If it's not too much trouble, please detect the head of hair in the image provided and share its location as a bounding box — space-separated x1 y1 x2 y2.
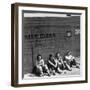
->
55 52 60 58
37 54 42 60
49 54 53 60
66 50 71 55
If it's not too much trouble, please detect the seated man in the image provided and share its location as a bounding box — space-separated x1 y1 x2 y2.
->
64 51 79 70
55 52 65 70
35 54 50 77
47 54 62 75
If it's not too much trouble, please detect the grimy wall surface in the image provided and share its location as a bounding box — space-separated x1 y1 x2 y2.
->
23 16 80 74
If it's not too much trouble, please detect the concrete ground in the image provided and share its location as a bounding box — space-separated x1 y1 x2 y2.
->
24 67 80 79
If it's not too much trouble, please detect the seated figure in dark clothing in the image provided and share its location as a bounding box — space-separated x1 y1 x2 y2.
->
55 52 65 70
47 54 62 75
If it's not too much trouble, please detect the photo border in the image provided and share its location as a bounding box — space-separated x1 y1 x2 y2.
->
11 3 88 87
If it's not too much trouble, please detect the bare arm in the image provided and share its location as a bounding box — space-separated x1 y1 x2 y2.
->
39 59 45 66
48 60 57 68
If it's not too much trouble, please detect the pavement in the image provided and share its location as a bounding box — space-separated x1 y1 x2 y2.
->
24 67 80 79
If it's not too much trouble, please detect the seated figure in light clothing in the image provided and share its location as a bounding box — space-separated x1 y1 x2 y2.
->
35 54 50 77
63 51 80 70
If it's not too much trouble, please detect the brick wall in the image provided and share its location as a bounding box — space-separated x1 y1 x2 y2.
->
22 16 80 74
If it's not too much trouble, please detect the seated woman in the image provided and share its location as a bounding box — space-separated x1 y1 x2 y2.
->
34 54 50 77
55 52 65 70
63 51 79 70
47 54 62 75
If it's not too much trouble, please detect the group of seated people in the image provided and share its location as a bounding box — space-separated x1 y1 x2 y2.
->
33 51 80 77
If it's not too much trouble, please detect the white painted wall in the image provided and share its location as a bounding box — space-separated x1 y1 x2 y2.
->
0 0 89 90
